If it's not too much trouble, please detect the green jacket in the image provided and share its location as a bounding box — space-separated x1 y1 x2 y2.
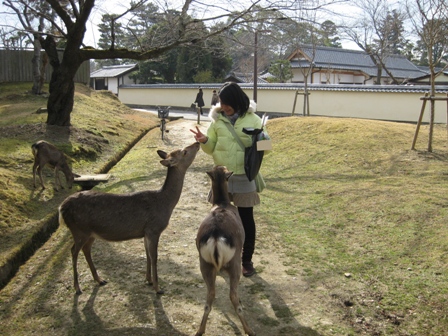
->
201 101 264 175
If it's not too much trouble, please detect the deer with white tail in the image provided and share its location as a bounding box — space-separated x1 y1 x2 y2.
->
59 142 200 295
195 165 255 336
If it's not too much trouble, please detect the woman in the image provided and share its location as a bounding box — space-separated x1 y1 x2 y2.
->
211 90 219 106
190 82 266 277
194 87 205 115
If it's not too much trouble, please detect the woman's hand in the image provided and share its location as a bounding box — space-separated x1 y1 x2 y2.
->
190 126 208 143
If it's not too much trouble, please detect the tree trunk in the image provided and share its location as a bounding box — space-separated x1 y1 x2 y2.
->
428 99 434 152
428 66 436 152
38 0 93 127
39 52 48 91
303 77 309 116
40 35 82 126
46 68 75 126
376 64 382 85
31 38 43 95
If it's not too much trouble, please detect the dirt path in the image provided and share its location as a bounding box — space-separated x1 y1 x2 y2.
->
0 118 341 336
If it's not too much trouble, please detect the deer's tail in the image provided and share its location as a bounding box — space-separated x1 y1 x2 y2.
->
199 236 236 271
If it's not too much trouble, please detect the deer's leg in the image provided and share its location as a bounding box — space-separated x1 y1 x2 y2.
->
145 235 163 294
36 165 46 190
71 237 87 295
32 162 38 188
196 261 217 336
53 166 61 191
82 237 107 287
228 270 255 336
144 236 152 284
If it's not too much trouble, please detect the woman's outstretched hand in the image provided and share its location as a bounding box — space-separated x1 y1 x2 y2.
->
190 126 208 143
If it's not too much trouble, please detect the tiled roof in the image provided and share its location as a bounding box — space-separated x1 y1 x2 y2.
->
120 83 448 94
289 45 427 79
224 72 268 83
90 64 138 78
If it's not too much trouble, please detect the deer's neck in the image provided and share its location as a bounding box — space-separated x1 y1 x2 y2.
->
211 183 230 207
159 167 186 204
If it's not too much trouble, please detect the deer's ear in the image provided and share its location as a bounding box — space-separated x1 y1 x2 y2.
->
206 171 213 180
157 150 167 159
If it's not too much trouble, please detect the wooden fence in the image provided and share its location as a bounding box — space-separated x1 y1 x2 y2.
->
0 49 90 84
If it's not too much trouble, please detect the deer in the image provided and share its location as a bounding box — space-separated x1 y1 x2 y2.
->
58 141 200 295
32 140 80 191
195 165 255 336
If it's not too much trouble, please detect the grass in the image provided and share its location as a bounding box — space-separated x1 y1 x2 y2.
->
1 82 448 335
258 117 448 334
0 82 158 286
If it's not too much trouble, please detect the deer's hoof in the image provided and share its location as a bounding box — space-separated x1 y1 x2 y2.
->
156 289 165 295
99 280 108 286
75 289 82 295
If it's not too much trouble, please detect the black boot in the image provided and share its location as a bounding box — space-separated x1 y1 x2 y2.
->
242 239 256 277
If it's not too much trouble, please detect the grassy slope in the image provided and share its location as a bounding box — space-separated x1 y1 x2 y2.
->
0 82 158 283
259 117 448 335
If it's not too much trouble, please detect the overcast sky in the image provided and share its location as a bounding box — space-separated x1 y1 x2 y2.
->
0 1 362 49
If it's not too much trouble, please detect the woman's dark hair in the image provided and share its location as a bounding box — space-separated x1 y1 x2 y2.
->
218 82 250 116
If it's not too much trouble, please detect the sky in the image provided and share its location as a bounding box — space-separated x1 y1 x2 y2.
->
0 1 367 50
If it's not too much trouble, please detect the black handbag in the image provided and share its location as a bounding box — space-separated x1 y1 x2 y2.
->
242 127 264 181
225 123 264 182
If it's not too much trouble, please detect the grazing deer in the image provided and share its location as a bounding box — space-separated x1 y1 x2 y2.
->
59 142 200 295
196 165 255 336
32 140 80 191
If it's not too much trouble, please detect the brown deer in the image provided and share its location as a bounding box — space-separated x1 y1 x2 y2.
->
32 140 80 191
59 142 200 295
196 165 255 336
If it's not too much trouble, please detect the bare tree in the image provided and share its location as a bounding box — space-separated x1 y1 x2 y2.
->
406 0 448 152
2 0 56 94
342 0 407 84
1 0 289 126
1 0 350 126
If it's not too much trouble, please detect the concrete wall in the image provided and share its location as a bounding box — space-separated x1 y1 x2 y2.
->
118 84 448 124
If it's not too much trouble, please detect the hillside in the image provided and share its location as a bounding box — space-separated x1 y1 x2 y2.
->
0 82 158 287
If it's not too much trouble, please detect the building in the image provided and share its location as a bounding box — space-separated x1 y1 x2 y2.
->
287 45 426 85
224 72 268 84
90 64 138 94
408 71 448 85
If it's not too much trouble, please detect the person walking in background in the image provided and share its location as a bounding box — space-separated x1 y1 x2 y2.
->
195 87 205 115
211 89 219 106
190 82 267 277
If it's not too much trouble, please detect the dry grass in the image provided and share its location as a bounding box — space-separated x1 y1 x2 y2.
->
259 117 448 335
0 82 158 284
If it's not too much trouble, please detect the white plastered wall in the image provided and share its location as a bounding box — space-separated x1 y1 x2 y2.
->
118 86 447 124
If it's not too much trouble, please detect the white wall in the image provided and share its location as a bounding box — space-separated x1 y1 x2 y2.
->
118 84 448 124
108 78 119 95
